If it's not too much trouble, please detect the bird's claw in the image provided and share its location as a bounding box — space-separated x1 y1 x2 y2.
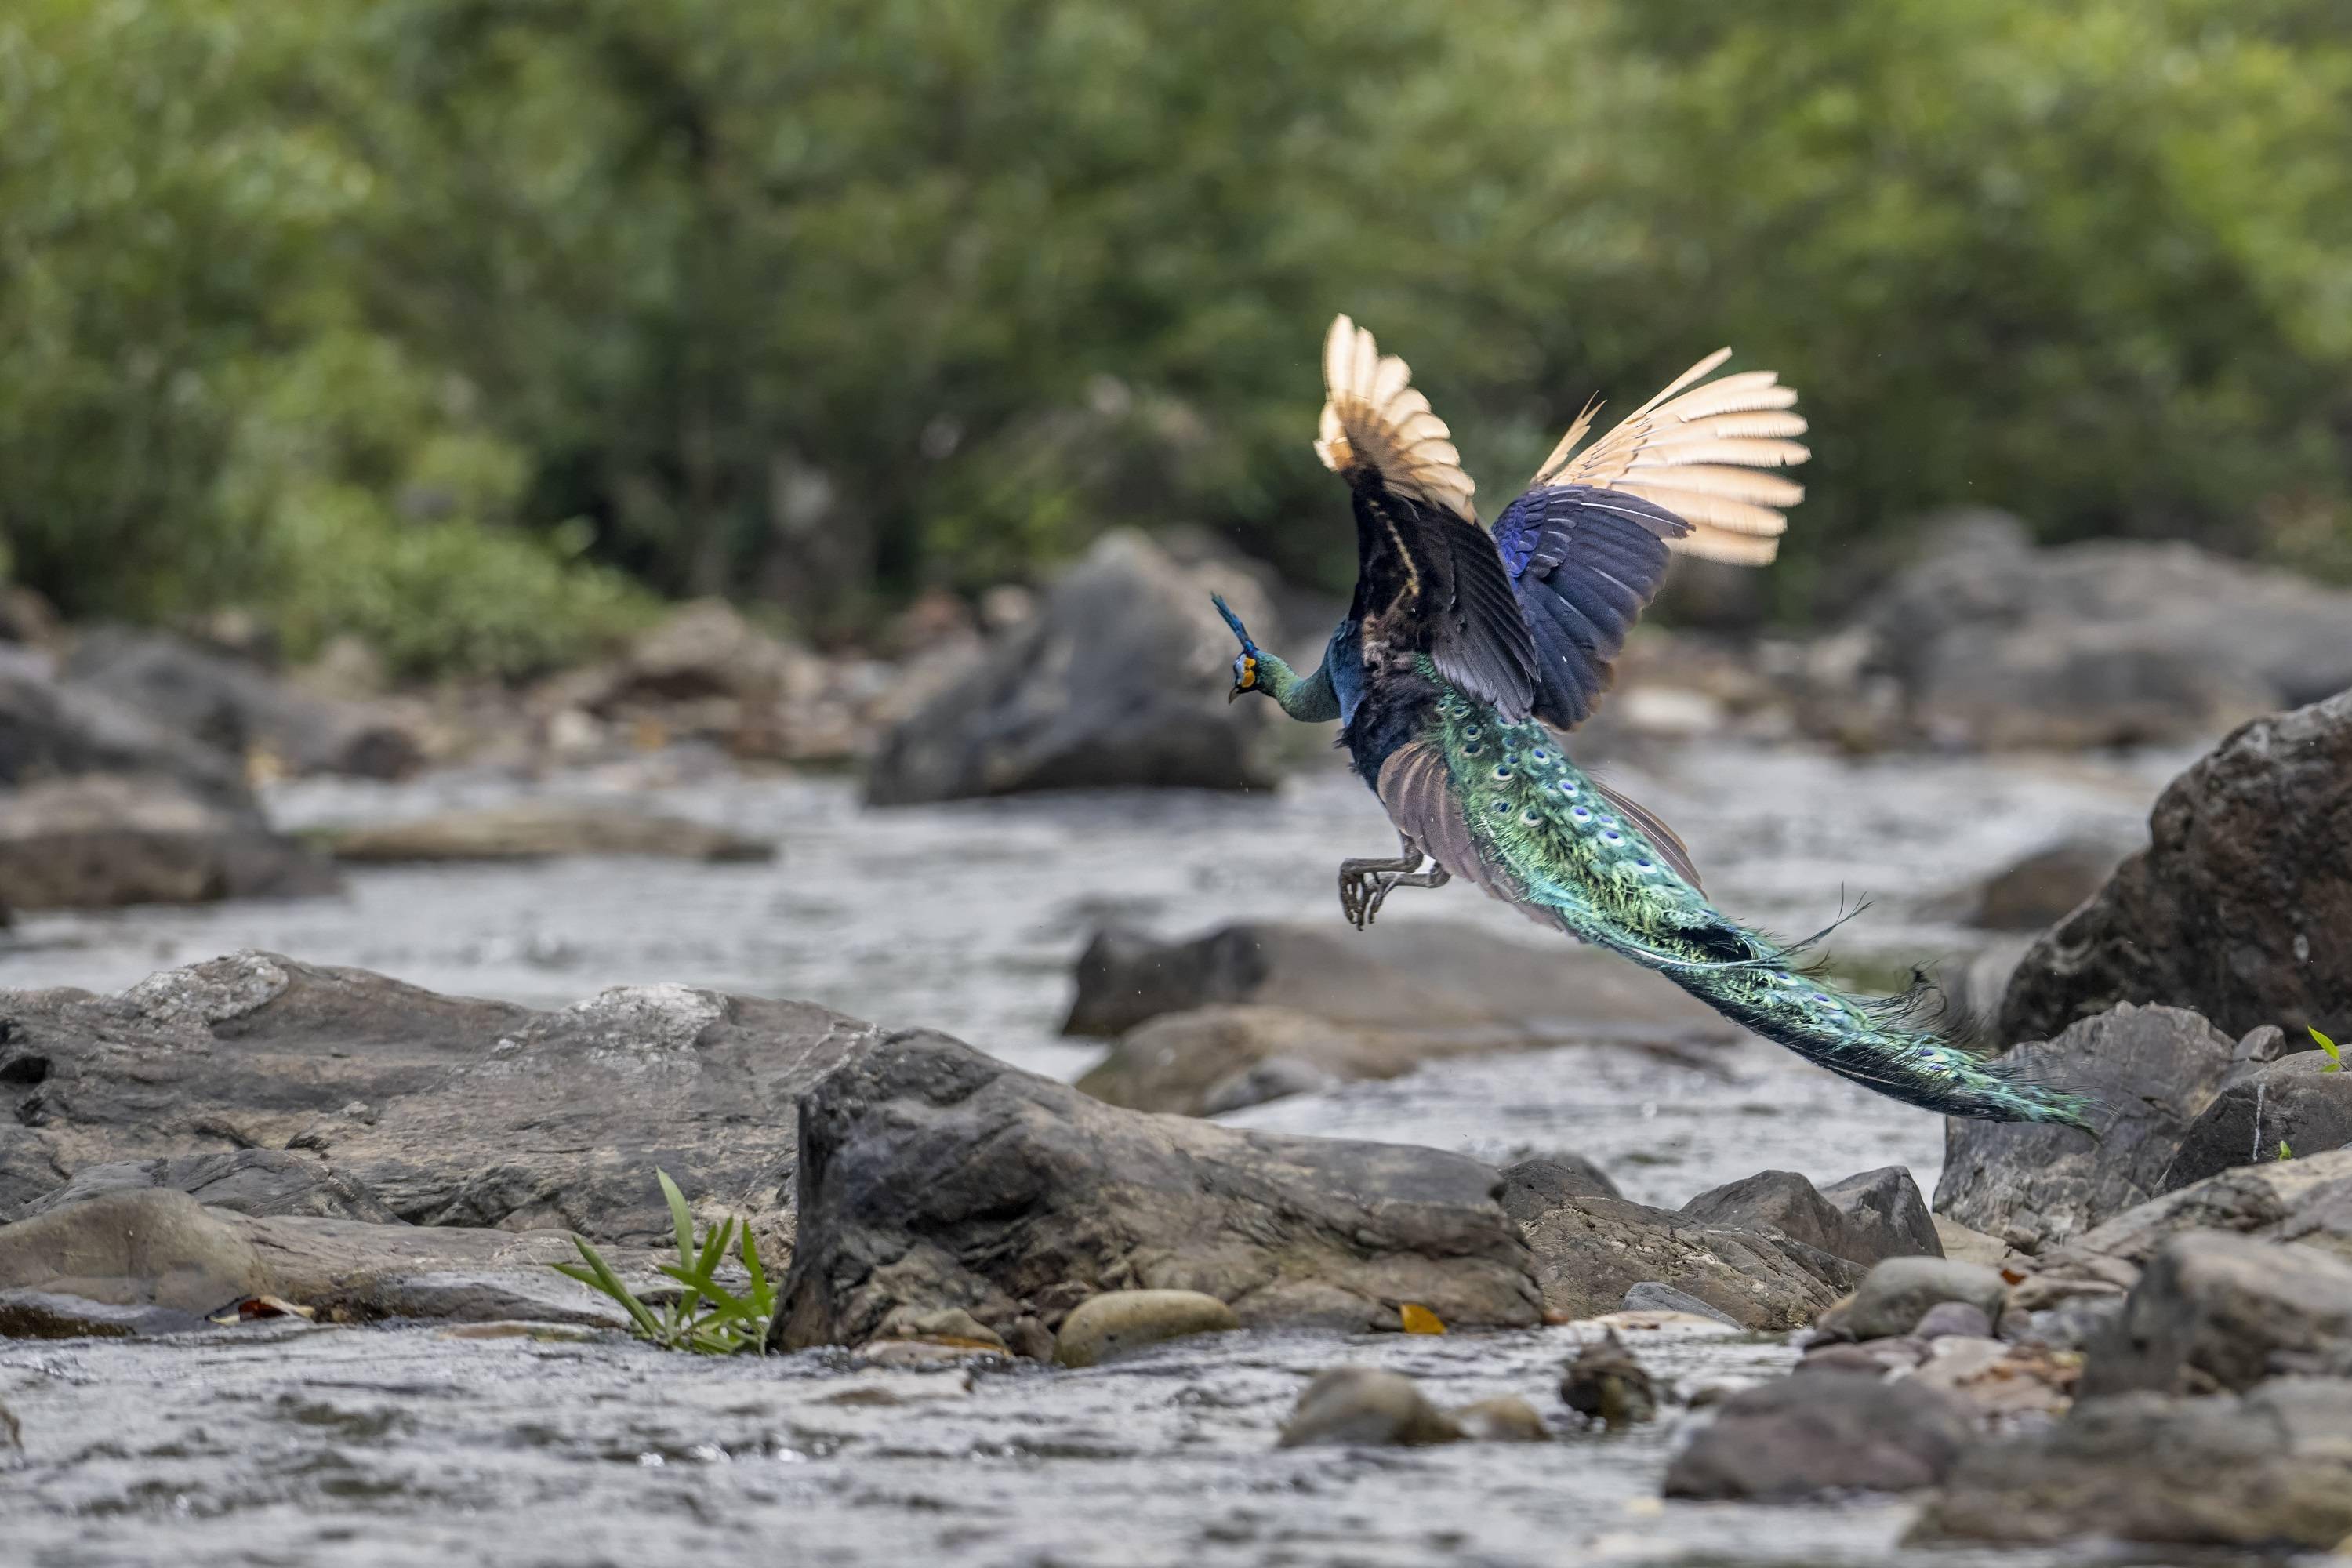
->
1338 867 1399 931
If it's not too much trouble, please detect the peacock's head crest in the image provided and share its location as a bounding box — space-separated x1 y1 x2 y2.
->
1211 592 1264 704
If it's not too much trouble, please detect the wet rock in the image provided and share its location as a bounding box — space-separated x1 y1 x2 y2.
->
0 1289 218 1338
2042 1145 2352 1276
1956 838 2130 931
1559 1330 1657 1427
1077 1004 1535 1118
1448 1396 1549 1443
0 953 875 1244
0 775 338 910
1936 1003 2235 1254
1498 1157 1622 1225
1851 518 2352 751
17 1150 402 1225
1835 1257 2008 1341
772 1030 1541 1349
1620 1282 1737 1327
2079 1232 2352 1398
2002 688 2352 1044
1062 918 1733 1045
1913 1301 1993 1340
1820 1167 1943 1262
866 532 1281 803
0 1397 16 1465
1913 1379 2352 1550
316 800 775 864
1277 1367 1462 1448
64 627 423 780
2161 1052 2352 1192
1681 1167 1937 1269
1519 1196 1861 1331
1662 1370 1975 1501
870 1305 1008 1352
1053 1290 1239 1368
0 1190 267 1312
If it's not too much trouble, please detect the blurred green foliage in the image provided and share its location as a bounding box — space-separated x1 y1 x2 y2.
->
2 0 2347 671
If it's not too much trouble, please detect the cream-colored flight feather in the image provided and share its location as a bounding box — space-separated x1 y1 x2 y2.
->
1315 315 1478 521
1530 350 1808 564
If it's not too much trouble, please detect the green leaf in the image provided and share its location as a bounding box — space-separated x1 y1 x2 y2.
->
659 1171 697 1265
2310 1027 2340 1069
2280 1140 2295 1161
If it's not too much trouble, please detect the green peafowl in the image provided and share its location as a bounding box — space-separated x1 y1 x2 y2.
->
1217 316 2093 1129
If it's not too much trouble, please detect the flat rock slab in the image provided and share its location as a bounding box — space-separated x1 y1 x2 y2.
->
0 1189 636 1328
1914 1378 2352 1550
772 1031 1542 1348
1063 918 1738 1044
0 953 877 1244
316 801 774 864
1936 1002 2234 1255
1519 1195 1861 1331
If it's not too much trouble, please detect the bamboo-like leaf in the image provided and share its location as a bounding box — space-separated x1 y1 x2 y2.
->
659 1171 697 1265
572 1237 663 1339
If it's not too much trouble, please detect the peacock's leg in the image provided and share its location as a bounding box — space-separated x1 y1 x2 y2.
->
1338 833 1429 930
1357 863 1450 927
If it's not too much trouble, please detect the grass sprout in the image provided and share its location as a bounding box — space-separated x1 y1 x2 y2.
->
551 1170 775 1354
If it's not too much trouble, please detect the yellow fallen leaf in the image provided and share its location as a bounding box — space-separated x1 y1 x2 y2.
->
1398 1303 1446 1335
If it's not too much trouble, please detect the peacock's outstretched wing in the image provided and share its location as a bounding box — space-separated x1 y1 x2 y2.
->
1316 316 1537 722
1492 350 1808 731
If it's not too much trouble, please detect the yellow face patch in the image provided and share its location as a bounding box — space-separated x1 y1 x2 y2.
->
1239 655 1258 688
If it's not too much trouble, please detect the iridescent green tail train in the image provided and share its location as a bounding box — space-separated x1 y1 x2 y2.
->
1414 681 2098 1131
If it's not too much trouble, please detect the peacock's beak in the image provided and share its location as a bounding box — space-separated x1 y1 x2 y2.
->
1227 684 1243 704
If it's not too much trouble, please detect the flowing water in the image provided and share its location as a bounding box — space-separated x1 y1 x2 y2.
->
0 739 2188 1566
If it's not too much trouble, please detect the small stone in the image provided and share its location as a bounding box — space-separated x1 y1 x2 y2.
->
1447 1396 1549 1443
1560 1330 1658 1428
1915 1301 1994 1341
1277 1367 1463 1448
876 1305 1007 1351
1664 1371 1976 1501
1054 1289 1239 1368
1621 1282 1740 1327
1797 1338 1928 1377
1842 1257 2008 1341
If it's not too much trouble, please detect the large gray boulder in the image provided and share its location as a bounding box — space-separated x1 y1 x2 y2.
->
0 953 873 1245
63 626 423 779
771 1029 1541 1349
2002 688 2352 1044
2079 1231 2352 1397
1936 1004 2235 1254
2161 1052 2352 1192
865 532 1279 802
1517 1193 1863 1330
1851 514 2352 750
1914 1380 2352 1551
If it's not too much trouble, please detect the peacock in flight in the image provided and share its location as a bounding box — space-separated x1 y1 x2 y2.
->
1217 316 2092 1128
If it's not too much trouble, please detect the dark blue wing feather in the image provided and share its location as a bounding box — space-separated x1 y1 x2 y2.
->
1490 484 1690 729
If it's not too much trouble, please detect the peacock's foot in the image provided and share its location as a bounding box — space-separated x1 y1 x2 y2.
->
1337 834 1444 930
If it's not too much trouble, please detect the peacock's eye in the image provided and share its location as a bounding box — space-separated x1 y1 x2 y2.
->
1492 765 1512 782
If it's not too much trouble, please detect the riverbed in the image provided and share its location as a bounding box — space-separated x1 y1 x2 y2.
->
0 739 2183 1566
